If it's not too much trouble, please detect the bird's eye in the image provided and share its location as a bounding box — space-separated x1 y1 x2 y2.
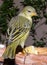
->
28 10 31 12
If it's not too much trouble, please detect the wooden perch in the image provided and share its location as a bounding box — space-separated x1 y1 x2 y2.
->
0 47 6 62
16 52 47 65
0 46 47 65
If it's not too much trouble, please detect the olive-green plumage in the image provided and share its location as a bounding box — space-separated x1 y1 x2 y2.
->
2 6 37 59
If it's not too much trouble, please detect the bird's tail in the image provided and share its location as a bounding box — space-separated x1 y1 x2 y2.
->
2 43 18 59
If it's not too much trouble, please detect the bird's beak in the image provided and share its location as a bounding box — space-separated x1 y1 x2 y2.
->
31 12 38 17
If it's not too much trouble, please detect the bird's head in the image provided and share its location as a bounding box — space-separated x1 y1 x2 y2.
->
19 6 37 20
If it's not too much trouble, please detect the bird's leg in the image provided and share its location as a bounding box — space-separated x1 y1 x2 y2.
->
20 43 29 64
23 50 29 65
22 46 29 65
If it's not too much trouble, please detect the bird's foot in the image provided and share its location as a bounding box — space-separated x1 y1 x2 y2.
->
22 49 30 64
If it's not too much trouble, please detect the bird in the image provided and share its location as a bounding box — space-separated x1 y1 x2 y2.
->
2 6 37 59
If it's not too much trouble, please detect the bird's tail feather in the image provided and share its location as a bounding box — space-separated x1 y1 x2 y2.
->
2 43 18 59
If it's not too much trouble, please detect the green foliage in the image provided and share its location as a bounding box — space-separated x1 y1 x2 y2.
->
33 41 46 47
22 0 47 47
0 0 19 34
45 19 47 24
0 15 7 34
44 13 47 18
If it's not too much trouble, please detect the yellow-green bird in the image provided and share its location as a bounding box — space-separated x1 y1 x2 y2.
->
2 6 37 59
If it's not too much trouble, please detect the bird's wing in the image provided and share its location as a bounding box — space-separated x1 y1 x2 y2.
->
8 16 30 43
